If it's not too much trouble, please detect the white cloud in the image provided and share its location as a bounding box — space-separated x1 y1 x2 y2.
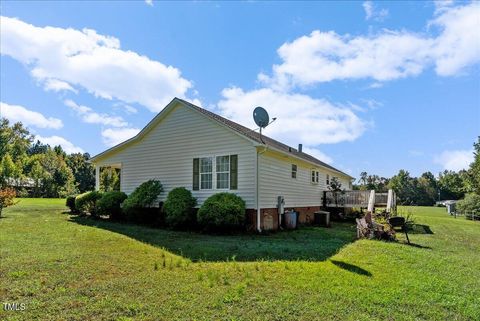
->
368 82 384 89
1 101 63 129
434 149 474 171
434 0 454 12
218 87 367 146
362 1 389 21
35 135 84 154
145 0 154 6
430 3 480 76
360 98 383 110
302 147 333 164
122 105 138 114
259 2 480 90
0 16 193 112
101 127 140 147
64 99 127 127
43 79 77 93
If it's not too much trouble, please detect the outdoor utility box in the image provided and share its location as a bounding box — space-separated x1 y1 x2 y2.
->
263 214 274 231
314 211 331 227
284 210 297 229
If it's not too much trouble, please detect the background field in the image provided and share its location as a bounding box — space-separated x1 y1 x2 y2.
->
1 199 479 320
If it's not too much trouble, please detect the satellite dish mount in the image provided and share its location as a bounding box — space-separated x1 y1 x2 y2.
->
253 106 275 144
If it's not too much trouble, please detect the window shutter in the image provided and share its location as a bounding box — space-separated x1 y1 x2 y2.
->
193 158 199 191
230 154 238 190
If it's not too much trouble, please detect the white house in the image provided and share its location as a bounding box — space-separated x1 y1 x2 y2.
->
90 98 353 231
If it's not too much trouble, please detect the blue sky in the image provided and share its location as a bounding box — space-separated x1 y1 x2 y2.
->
1 0 479 179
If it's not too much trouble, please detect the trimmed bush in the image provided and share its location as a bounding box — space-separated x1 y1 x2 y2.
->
75 191 102 216
66 195 77 213
122 180 163 223
164 187 197 228
197 192 246 231
97 191 127 220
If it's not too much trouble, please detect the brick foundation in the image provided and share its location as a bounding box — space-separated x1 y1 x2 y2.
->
246 206 322 231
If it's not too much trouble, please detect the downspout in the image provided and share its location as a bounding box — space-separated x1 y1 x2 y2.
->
256 145 268 232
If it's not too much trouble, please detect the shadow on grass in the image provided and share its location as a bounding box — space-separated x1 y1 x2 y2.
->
330 260 372 277
409 224 434 235
405 242 432 249
69 216 357 262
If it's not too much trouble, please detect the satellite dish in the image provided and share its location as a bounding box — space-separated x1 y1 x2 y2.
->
253 107 270 128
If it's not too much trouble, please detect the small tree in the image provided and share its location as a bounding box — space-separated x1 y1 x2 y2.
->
328 177 344 207
30 160 46 197
99 167 120 192
0 153 19 188
0 187 17 217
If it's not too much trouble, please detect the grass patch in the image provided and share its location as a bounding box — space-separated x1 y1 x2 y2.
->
1 198 479 320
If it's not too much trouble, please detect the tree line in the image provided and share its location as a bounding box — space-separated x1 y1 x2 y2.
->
0 118 119 197
353 137 480 206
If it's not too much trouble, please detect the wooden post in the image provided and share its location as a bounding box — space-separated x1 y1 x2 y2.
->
393 191 397 215
95 165 100 191
367 190 375 213
386 189 393 213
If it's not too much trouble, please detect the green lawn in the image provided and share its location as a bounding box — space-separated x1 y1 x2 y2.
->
1 199 479 320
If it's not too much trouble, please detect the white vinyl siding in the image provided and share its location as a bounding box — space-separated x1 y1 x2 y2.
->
258 150 351 208
94 103 256 208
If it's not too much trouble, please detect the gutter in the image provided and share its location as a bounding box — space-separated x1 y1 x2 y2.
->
256 144 268 232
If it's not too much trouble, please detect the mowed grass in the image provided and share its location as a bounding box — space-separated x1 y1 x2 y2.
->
1 199 479 321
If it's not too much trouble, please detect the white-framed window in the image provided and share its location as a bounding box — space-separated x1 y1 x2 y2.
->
216 155 230 189
200 157 213 190
292 164 297 179
312 170 319 184
326 174 330 185
316 171 319 183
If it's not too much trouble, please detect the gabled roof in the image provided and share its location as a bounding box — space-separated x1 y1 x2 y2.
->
91 97 353 179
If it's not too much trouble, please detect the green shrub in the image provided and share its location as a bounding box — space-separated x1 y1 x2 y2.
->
197 193 246 231
75 191 102 216
66 195 77 213
164 187 197 228
457 193 480 214
97 191 127 220
122 180 163 221
0 187 17 218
